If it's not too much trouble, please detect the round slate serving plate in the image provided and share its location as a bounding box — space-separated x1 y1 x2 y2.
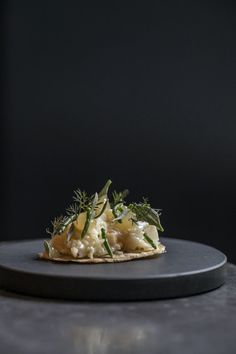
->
0 238 227 301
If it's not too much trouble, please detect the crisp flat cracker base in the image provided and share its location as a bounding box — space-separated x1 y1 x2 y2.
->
38 246 165 264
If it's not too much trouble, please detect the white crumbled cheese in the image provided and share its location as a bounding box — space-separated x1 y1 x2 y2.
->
88 246 95 259
71 247 78 258
77 244 87 258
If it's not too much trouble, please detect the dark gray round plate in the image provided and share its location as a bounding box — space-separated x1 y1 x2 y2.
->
0 238 227 300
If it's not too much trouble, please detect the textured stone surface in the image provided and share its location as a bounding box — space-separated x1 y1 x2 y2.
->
0 263 235 354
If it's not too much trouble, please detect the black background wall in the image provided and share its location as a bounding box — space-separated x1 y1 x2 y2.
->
2 1 236 262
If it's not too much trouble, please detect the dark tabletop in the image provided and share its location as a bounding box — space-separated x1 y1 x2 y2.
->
0 263 235 354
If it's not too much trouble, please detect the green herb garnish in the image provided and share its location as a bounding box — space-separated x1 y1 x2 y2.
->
80 210 92 239
80 193 98 239
101 227 113 258
111 189 129 208
46 180 164 244
110 190 129 223
143 233 157 249
129 198 164 232
73 189 93 211
111 204 123 223
94 200 108 219
66 203 80 218
46 181 111 237
46 215 70 237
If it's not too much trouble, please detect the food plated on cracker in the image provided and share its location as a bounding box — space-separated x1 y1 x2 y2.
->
39 180 165 263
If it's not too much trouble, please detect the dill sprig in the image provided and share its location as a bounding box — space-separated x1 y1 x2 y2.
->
73 190 93 211
45 193 90 238
46 215 69 237
111 189 129 208
66 203 80 217
46 190 93 237
46 181 112 239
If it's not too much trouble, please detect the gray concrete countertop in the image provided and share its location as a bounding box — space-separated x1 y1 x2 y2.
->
0 263 235 354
